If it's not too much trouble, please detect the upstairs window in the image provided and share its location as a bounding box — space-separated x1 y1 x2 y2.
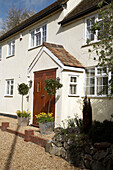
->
30 24 47 48
69 76 78 96
86 67 110 96
5 79 14 96
0 46 2 60
86 16 95 42
85 14 103 43
8 40 15 56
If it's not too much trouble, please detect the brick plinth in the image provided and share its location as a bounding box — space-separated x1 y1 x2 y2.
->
1 122 9 131
31 136 47 147
24 130 34 142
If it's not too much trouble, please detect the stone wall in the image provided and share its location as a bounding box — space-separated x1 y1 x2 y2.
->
45 127 113 170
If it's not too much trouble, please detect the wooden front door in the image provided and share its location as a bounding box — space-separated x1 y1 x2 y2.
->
33 69 56 125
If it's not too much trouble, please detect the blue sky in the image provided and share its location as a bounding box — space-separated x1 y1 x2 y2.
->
0 0 56 30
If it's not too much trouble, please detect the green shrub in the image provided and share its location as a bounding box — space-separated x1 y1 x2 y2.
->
88 120 113 143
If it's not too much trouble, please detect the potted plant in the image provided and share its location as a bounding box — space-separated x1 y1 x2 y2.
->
16 110 31 126
35 78 62 134
17 83 30 126
35 112 54 134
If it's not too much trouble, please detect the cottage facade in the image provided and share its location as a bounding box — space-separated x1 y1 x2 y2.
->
0 0 112 127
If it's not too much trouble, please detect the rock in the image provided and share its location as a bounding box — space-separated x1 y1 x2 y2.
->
50 144 61 156
103 154 113 167
84 154 92 161
91 160 106 170
94 142 111 151
106 158 113 170
90 147 97 155
84 146 91 154
93 151 108 161
84 159 91 169
54 141 63 147
60 147 67 158
98 151 108 161
45 140 52 153
67 127 80 134
64 141 69 150
54 127 63 134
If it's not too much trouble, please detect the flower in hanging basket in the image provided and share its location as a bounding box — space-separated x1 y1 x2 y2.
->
16 110 31 118
35 112 54 123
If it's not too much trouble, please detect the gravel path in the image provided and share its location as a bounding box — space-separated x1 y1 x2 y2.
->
0 116 81 170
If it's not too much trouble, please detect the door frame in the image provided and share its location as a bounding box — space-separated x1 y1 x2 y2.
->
32 68 57 125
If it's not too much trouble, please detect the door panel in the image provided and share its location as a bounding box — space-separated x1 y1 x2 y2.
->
33 69 56 125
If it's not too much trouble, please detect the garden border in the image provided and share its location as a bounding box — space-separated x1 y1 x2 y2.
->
0 122 47 148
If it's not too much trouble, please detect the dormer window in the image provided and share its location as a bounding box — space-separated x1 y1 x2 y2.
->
30 24 47 48
8 40 15 57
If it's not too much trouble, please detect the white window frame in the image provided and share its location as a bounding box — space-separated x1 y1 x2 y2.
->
30 24 47 49
69 75 78 96
85 67 111 97
85 14 102 44
5 79 14 96
0 46 2 60
7 40 15 57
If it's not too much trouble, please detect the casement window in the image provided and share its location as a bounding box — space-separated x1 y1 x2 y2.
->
0 46 2 60
86 67 111 96
30 24 47 48
5 79 14 96
8 40 15 56
69 76 78 96
85 14 103 43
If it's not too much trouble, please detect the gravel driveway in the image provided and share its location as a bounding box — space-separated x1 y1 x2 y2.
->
0 116 81 170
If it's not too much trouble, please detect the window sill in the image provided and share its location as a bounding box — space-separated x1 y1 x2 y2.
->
6 54 14 58
81 40 100 48
68 94 79 97
4 95 13 97
28 45 42 51
81 95 113 99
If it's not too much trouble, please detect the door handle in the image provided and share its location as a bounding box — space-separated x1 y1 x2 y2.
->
41 95 45 97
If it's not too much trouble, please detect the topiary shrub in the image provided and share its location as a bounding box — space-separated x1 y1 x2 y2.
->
88 120 113 143
18 83 29 113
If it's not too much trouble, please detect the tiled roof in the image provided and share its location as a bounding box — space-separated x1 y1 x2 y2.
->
0 0 69 41
59 0 110 25
43 42 83 68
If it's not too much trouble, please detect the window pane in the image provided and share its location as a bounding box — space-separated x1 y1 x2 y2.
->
71 77 77 82
8 42 11 55
86 69 95 95
10 85 13 95
36 33 41 46
6 79 14 95
31 31 35 47
70 85 76 94
42 24 47 42
7 81 10 94
97 77 108 95
86 17 95 41
90 87 95 95
12 41 15 55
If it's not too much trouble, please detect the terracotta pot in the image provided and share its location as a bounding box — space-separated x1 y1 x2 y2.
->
39 122 54 134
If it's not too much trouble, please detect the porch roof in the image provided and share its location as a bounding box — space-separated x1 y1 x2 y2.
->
43 42 83 68
28 42 84 73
